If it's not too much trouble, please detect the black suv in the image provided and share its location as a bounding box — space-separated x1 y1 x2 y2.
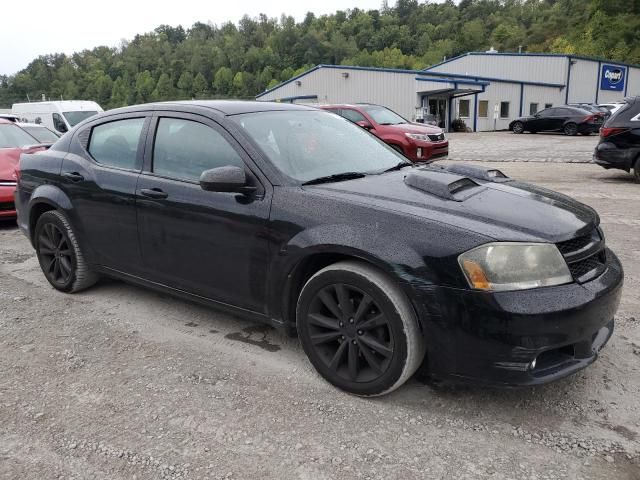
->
593 96 640 181
15 101 623 395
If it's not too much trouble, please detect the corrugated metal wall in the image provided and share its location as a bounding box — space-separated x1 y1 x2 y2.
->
258 68 420 120
428 54 568 85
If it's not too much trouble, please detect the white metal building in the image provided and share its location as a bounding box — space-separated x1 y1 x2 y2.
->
256 52 640 132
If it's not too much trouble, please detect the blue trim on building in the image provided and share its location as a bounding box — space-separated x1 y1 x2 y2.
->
625 74 629 97
279 94 318 102
473 93 478 132
595 61 602 104
256 63 563 99
519 83 524 116
448 97 452 131
565 58 573 104
424 51 640 72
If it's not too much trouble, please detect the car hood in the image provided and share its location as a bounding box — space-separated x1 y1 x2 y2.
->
305 167 598 243
385 122 443 135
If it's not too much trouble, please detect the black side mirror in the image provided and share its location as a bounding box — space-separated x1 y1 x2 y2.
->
200 166 256 194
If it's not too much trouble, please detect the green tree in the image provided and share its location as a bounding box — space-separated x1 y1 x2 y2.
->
213 67 233 95
192 72 208 98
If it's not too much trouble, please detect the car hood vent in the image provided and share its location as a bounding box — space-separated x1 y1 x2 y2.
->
429 163 512 183
404 170 482 201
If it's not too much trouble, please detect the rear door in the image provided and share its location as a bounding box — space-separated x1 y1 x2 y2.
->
60 112 151 272
135 112 271 313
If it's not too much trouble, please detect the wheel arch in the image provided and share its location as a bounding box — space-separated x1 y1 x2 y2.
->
27 185 74 246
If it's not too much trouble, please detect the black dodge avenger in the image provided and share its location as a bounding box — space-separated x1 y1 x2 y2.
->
16 101 623 395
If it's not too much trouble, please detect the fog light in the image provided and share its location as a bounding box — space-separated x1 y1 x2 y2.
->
417 148 422 158
529 358 537 370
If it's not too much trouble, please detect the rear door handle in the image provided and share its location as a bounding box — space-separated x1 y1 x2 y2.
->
62 172 84 182
140 188 168 199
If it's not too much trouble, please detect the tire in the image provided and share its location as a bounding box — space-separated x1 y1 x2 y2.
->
34 210 99 293
296 261 425 396
564 123 578 136
512 121 524 134
580 132 592 136
634 158 640 183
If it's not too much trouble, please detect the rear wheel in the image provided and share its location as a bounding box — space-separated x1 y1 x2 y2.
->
564 123 578 136
35 211 98 293
297 261 425 396
512 121 524 134
634 158 640 183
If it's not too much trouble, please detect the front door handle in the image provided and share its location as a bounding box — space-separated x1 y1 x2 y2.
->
62 172 84 182
140 188 168 199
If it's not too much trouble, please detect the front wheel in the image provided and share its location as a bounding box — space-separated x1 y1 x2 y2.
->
512 122 525 134
564 123 578 136
35 210 99 293
296 261 425 396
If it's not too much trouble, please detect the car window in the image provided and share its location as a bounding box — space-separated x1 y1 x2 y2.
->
0 123 39 148
554 108 570 116
153 118 244 182
537 108 553 117
88 118 145 169
20 125 59 143
52 113 68 133
340 109 367 124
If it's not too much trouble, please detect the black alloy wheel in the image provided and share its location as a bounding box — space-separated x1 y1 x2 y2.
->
38 222 74 287
306 283 394 383
564 122 578 136
512 121 524 134
297 261 425 396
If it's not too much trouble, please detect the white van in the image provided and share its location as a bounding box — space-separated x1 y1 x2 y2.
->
12 101 103 135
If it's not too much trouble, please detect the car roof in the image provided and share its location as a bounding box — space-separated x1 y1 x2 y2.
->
17 122 47 128
107 100 316 117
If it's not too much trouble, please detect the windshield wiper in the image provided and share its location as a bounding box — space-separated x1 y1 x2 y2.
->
301 172 366 185
382 162 412 173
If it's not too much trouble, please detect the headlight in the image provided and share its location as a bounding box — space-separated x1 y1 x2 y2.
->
458 242 572 291
405 133 430 141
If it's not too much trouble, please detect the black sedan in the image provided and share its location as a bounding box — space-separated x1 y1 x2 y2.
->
16 101 623 395
509 106 604 135
594 96 640 181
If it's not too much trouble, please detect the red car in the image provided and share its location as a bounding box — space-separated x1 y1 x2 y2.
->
0 119 50 220
320 104 448 162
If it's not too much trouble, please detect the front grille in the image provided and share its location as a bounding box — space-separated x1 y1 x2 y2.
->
428 133 445 142
556 228 606 282
0 201 15 211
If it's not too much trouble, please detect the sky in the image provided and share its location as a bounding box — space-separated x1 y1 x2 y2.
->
1 0 388 76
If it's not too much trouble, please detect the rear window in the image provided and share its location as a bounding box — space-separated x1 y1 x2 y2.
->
20 126 59 143
0 123 38 148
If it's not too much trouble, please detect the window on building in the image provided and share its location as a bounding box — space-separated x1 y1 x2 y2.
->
153 118 244 182
458 99 470 118
529 103 539 115
88 118 145 170
545 103 553 109
478 100 488 118
500 102 510 118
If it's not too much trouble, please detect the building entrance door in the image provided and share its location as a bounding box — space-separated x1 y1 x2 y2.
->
427 98 447 129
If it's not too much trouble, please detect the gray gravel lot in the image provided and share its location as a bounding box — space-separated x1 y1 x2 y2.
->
1 133 639 480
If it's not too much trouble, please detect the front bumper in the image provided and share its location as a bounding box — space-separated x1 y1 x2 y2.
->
0 184 17 219
406 140 449 162
415 248 623 386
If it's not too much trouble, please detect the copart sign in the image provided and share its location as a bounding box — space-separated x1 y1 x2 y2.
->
600 64 626 91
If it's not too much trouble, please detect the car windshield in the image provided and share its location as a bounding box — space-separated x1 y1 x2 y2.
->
63 110 99 127
20 125 59 143
361 105 408 125
232 110 406 182
0 123 38 148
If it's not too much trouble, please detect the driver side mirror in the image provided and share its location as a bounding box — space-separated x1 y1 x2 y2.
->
356 120 373 130
200 166 256 194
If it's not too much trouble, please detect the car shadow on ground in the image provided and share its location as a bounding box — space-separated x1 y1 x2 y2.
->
0 220 18 230
594 171 638 183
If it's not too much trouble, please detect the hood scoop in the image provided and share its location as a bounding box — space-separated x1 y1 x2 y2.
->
404 170 482 202
429 163 512 183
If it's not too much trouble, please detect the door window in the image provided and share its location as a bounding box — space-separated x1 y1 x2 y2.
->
153 118 244 182
478 100 488 118
88 118 145 169
52 113 68 133
340 109 367 124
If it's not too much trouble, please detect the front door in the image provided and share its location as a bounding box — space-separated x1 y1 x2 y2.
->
135 113 271 314
427 98 447 129
60 114 150 272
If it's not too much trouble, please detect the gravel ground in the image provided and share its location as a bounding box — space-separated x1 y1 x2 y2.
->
1 145 639 479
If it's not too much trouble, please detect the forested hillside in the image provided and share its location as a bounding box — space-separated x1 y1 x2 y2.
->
1 0 638 108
